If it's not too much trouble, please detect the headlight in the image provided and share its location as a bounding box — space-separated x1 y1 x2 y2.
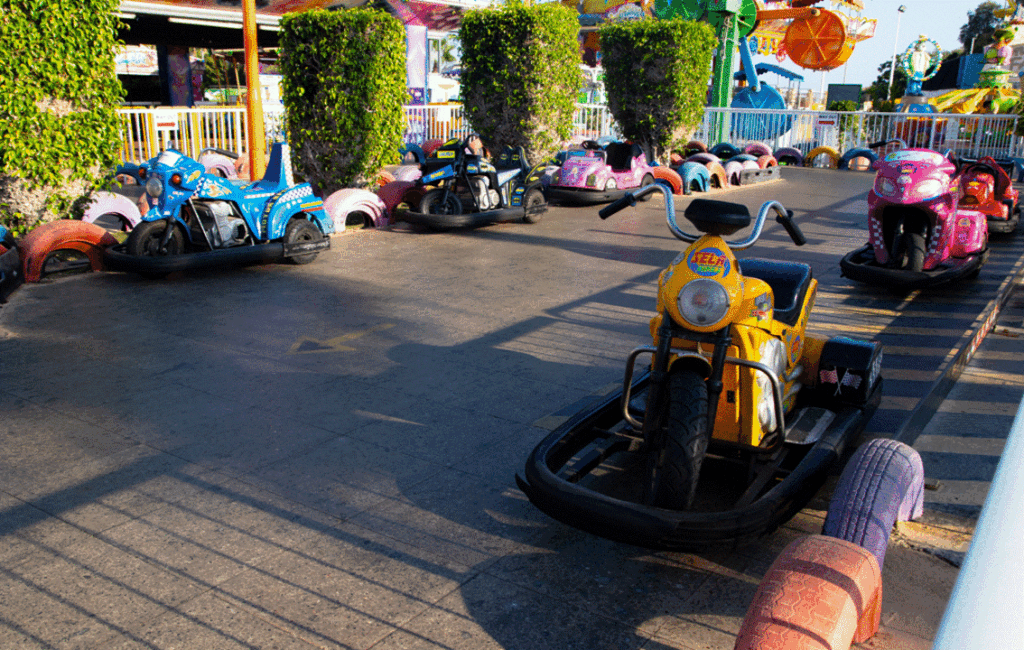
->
874 177 898 197
585 174 597 187
915 179 944 199
677 278 730 327
760 338 787 378
605 178 617 190
145 176 164 197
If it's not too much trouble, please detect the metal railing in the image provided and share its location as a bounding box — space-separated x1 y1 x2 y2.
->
694 108 1021 161
116 103 1022 164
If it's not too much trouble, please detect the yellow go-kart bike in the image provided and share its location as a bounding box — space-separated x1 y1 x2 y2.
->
518 185 883 550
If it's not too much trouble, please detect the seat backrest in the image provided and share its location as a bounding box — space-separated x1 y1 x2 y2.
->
495 146 527 172
422 140 463 175
605 142 633 171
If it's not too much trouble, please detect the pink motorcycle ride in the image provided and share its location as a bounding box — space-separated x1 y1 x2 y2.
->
840 141 988 290
546 140 656 205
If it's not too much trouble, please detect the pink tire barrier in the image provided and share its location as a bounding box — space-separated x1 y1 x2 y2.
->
823 438 924 570
706 162 727 189
724 160 744 185
735 535 882 650
323 189 388 232
81 191 142 231
744 142 773 157
376 180 419 214
198 152 238 179
391 165 423 182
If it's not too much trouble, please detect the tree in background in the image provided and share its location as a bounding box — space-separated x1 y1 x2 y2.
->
459 2 581 164
0 0 125 234
960 1 1001 54
599 19 716 162
863 60 907 109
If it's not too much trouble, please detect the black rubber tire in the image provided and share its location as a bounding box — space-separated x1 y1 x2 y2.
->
522 187 545 224
419 190 462 216
822 438 924 570
639 174 656 201
284 218 322 265
904 231 926 272
652 370 709 510
126 220 184 258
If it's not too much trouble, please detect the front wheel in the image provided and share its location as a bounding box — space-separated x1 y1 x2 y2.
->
419 190 462 216
126 220 184 257
284 218 323 265
651 370 709 510
522 187 545 223
638 174 656 201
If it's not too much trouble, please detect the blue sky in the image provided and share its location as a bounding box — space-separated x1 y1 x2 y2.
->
752 0 993 90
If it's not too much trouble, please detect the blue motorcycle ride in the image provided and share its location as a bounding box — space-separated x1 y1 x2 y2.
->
104 142 334 276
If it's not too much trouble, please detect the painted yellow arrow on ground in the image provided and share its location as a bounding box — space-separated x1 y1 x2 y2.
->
287 323 395 354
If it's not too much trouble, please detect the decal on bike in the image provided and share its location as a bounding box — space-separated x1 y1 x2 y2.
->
687 247 730 277
751 293 771 321
200 179 232 198
819 366 863 396
186 169 202 184
437 150 456 159
788 333 802 363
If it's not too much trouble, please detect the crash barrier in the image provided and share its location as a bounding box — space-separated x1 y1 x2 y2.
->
735 535 882 650
933 395 1024 649
693 108 1021 162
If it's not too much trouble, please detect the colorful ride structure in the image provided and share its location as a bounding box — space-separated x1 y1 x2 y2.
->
930 24 1022 115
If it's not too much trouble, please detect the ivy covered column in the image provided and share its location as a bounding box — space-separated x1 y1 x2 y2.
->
0 0 125 234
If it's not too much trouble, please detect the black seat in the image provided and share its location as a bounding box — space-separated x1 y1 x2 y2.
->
738 258 813 327
684 199 751 236
495 146 527 172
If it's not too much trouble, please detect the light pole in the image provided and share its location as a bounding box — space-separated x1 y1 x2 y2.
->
887 5 907 100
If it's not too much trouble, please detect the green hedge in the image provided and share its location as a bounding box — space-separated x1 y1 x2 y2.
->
279 8 407 195
459 3 581 164
599 19 716 163
0 0 125 235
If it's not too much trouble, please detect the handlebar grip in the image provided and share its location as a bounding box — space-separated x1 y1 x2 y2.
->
776 209 806 246
598 193 637 220
867 140 888 149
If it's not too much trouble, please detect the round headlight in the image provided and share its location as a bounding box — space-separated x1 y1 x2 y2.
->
875 177 897 197
145 176 164 198
605 178 617 190
677 278 730 327
915 178 944 199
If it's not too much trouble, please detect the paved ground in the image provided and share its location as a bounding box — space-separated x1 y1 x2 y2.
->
1 168 1021 649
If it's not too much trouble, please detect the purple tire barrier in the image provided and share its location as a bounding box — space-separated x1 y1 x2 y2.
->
391 165 423 182
823 438 924 570
81 191 142 231
723 160 744 186
773 147 804 167
744 142 773 157
686 153 721 166
198 152 238 179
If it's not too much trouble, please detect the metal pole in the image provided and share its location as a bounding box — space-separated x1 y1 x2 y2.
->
887 5 906 100
243 0 266 180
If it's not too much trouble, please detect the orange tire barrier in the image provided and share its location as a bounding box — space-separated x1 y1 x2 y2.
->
757 155 778 169
651 165 683 194
18 220 118 282
705 162 727 189
735 535 882 650
804 146 840 169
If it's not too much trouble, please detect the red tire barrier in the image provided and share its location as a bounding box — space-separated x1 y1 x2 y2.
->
684 139 707 154
18 221 118 282
421 139 443 157
669 151 684 167
377 180 418 214
823 438 924 570
651 166 683 194
373 170 396 188
735 535 882 650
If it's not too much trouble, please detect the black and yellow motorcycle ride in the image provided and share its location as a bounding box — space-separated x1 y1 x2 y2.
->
517 185 883 551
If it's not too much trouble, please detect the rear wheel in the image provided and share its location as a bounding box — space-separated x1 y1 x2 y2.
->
126 220 184 257
284 218 322 265
522 188 545 223
651 370 709 510
419 190 462 216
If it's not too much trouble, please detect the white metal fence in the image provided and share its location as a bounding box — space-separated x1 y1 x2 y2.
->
116 103 1022 164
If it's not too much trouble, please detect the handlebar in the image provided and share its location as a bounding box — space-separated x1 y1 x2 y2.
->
599 185 805 250
199 147 239 160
